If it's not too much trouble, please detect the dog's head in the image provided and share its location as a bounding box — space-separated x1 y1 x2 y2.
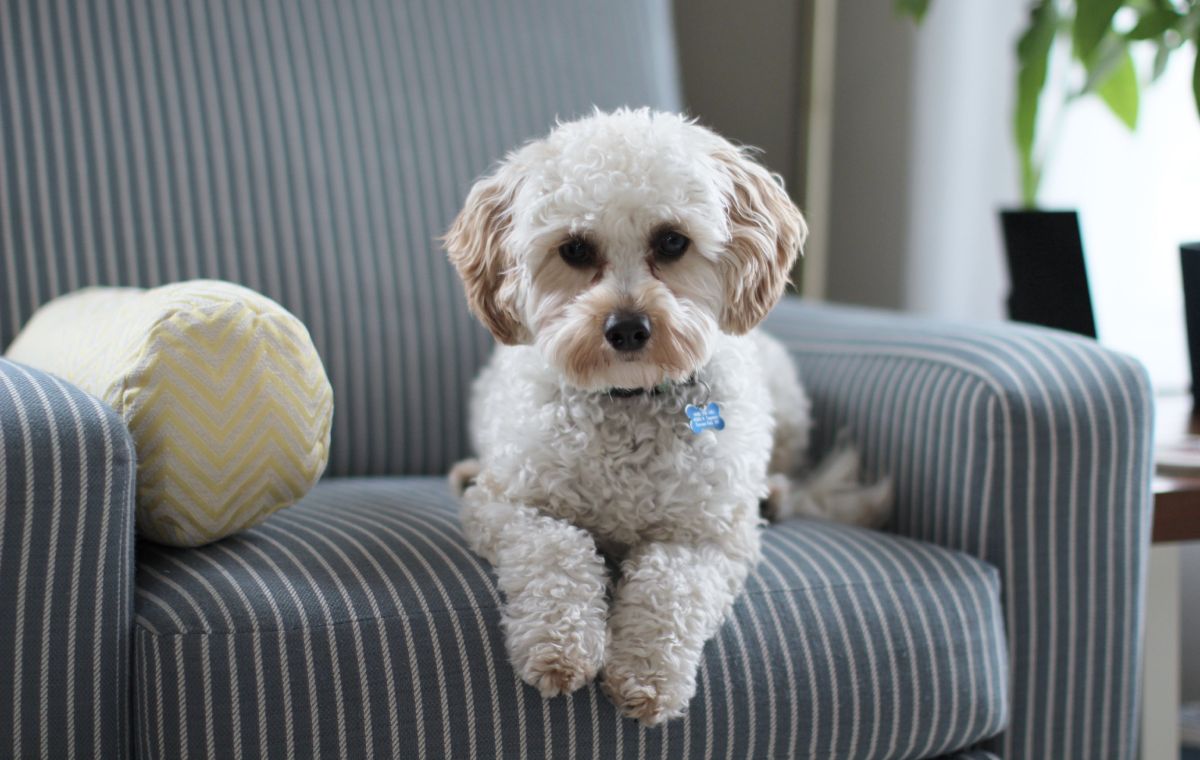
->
444 108 806 391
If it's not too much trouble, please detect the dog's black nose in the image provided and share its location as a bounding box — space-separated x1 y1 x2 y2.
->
604 313 651 352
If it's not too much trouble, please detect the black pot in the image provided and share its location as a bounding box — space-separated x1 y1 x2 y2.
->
1180 242 1200 404
999 209 1097 338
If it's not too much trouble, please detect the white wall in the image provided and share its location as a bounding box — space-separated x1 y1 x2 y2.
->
902 4 1024 323
1039 46 1200 393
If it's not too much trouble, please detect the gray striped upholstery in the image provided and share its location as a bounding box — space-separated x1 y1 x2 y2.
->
134 476 1008 759
0 358 138 759
765 297 1155 760
0 0 680 477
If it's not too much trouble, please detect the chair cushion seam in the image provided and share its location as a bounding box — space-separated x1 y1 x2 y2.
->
135 566 999 638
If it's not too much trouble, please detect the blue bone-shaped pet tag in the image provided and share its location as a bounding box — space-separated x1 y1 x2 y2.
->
685 402 725 434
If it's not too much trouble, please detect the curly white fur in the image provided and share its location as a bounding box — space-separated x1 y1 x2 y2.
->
445 109 891 725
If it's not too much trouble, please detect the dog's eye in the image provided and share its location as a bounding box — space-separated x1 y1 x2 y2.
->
654 230 690 260
558 237 597 268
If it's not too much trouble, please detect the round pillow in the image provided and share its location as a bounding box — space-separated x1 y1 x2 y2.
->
5 280 334 546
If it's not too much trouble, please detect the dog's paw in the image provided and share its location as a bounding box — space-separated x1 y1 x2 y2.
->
447 458 481 497
760 473 792 521
857 477 894 529
515 641 603 698
602 661 688 726
826 476 893 529
779 447 895 528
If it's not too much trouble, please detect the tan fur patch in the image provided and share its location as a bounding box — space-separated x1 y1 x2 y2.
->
711 148 808 334
631 281 710 380
442 171 530 344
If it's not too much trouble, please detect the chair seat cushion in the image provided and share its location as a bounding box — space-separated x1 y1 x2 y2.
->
133 477 1008 759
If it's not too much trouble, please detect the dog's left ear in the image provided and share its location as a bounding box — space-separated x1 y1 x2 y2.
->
712 146 808 334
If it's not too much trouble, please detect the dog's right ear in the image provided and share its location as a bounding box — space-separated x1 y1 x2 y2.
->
710 144 807 335
443 166 529 345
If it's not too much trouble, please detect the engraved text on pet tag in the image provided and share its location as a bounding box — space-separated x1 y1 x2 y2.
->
685 402 725 434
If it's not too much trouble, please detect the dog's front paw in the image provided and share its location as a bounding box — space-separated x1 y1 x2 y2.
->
447 458 481 497
503 583 608 698
602 658 690 726
515 640 604 698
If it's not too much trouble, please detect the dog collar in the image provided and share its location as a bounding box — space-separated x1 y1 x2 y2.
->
603 375 696 398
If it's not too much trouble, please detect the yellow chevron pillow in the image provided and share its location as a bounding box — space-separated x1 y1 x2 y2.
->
6 280 333 547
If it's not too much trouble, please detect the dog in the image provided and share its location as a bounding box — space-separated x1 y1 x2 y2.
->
443 108 891 725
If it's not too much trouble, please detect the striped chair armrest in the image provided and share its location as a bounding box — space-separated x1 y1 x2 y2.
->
0 358 137 759
764 297 1156 760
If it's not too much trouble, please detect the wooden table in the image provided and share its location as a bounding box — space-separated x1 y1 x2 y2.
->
1154 394 1200 543
1143 394 1196 760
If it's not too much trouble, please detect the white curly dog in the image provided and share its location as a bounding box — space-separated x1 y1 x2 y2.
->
444 108 891 725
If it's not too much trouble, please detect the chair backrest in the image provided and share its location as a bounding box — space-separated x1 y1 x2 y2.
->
0 0 681 476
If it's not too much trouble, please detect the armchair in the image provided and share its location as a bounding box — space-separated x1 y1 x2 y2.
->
0 0 1153 757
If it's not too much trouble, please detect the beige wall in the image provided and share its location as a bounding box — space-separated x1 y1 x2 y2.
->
822 3 916 310
672 0 808 200
672 0 832 292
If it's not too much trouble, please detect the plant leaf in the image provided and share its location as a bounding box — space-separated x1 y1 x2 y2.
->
895 0 931 22
1127 8 1182 39
1097 48 1140 129
1194 30 1200 120
1080 34 1128 93
1075 0 1123 60
1015 1 1058 207
1151 38 1171 81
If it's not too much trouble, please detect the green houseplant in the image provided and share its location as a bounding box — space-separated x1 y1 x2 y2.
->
900 0 1200 337
899 0 1200 206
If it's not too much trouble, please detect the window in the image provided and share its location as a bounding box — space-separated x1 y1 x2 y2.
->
1041 47 1200 393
